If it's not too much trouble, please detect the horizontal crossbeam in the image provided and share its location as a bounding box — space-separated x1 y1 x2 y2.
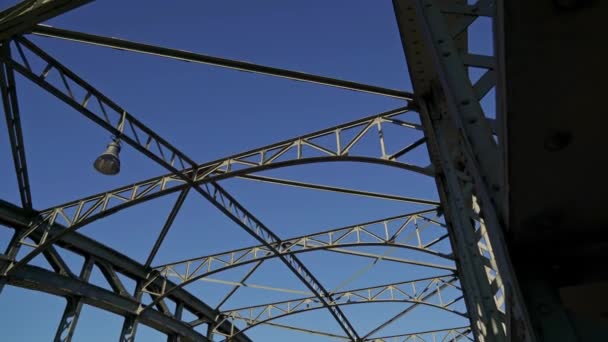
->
238 174 439 205
31 24 414 100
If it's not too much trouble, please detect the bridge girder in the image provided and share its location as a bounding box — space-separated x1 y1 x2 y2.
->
0 0 540 340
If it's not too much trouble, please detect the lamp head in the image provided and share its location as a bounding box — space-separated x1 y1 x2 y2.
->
94 140 121 175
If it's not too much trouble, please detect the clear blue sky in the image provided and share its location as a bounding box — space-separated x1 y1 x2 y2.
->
0 0 493 340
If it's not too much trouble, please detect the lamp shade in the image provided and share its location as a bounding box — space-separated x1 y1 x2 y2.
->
93 140 121 175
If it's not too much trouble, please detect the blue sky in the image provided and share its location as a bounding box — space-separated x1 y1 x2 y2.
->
0 0 494 340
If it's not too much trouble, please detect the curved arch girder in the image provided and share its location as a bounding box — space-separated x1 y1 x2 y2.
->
28 104 430 237
4 35 439 342
368 326 473 342
215 275 466 340
4 38 435 341
0 201 252 341
0 260 208 341
140 211 455 301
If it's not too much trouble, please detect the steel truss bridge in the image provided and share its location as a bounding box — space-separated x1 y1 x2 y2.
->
0 1 606 341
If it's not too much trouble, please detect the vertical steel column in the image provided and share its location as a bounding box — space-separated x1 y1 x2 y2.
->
206 321 215 341
119 316 138 342
54 257 95 342
167 302 184 342
120 281 143 342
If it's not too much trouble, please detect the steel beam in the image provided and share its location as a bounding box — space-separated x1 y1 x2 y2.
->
0 260 208 341
0 42 32 209
370 326 473 342
153 209 453 271
215 275 465 339
119 315 138 342
362 277 458 339
167 302 185 342
214 261 263 311
144 210 455 305
0 228 21 293
31 24 413 100
229 319 350 340
144 180 362 341
0 37 360 340
0 200 252 342
145 188 190 268
8 104 431 254
0 4 525 341
393 1 536 340
411 0 505 217
198 276 312 297
421 97 506 341
0 38 434 337
53 258 94 342
0 1 92 39
238 174 439 205
207 213 442 310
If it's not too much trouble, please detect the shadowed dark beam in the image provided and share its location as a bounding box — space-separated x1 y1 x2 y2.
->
0 200 252 342
0 43 32 209
0 0 93 39
0 260 208 341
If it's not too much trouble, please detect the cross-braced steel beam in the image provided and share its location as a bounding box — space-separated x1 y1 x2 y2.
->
195 211 454 314
0 2 550 340
53 258 94 342
393 0 534 340
10 104 432 253
0 260 209 341
0 42 32 209
214 275 466 340
362 274 460 340
145 210 455 298
141 180 363 340
370 326 473 342
0 38 361 340
0 40 436 338
0 199 251 341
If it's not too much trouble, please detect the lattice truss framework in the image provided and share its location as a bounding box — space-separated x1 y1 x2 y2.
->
0 1 520 341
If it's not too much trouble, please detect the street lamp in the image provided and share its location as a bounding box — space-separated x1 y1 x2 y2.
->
93 139 121 175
